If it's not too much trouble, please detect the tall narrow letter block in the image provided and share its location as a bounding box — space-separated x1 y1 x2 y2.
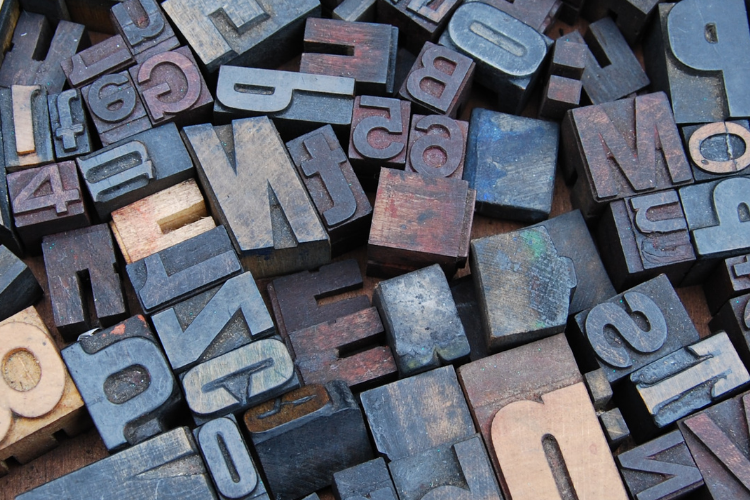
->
48 89 92 160
0 85 54 171
538 38 586 121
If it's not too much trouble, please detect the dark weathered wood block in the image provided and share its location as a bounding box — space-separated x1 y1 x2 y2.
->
0 138 22 256
61 34 135 88
332 457 397 500
705 254 750 315
582 0 659 45
333 0 377 23
538 39 586 121
599 408 630 448
449 275 489 362
682 120 750 183
0 245 41 321
111 0 180 63
710 293 750 369
405 114 468 180
61 315 182 451
465 0 561 34
48 89 92 160
65 0 118 35
584 368 613 411
0 85 54 172
376 0 460 52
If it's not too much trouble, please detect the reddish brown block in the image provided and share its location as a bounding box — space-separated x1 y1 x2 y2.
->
111 0 180 63
405 114 468 179
61 34 135 88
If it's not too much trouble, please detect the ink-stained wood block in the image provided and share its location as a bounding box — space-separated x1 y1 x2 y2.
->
194 415 269 500
61 34 136 89
43 224 127 339
0 246 41 322
582 0 660 45
111 0 180 63
183 117 330 278
584 368 613 412
153 271 275 373
538 39 586 121
16 427 217 500
360 365 475 462
705 254 750 315
333 457 397 500
126 225 242 315
682 120 750 183
376 0 461 53
464 108 559 222
440 3 550 115
471 226 576 351
405 114 468 180
48 89 92 160
61 315 182 451
599 408 630 448
617 430 704 500
373 264 470 377
388 435 503 500
368 168 475 278
0 85 54 172
8 161 89 251
333 0 377 22
0 306 85 470
82 70 152 146
286 125 372 256
466 0 561 34
301 18 398 96
0 12 86 93
214 66 355 140
398 42 474 118
130 46 213 127
709 293 750 369
244 381 373 500
598 190 696 291
449 275 489 362
644 0 750 125
162 0 320 73
110 179 216 264
562 92 693 219
77 122 195 219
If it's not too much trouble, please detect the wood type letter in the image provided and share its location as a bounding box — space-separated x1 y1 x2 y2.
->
48 89 91 160
682 120 750 183
0 85 54 171
111 0 179 63
61 34 135 88
405 114 468 180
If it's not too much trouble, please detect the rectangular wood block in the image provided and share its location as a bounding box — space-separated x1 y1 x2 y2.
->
377 0 461 52
705 254 750 314
61 34 135 88
405 114 468 180
48 88 92 160
0 245 41 322
681 120 750 183
111 0 179 63
0 85 54 172
710 292 750 368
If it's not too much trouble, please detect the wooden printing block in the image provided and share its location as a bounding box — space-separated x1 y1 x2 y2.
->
709 293 750 368
449 275 489 362
0 245 41 322
111 0 180 63
0 307 86 474
0 136 22 255
681 120 750 183
405 114 468 180
471 226 576 351
332 0 377 23
367 168 475 278
465 0 561 34
440 2 550 115
464 108 559 222
705 254 750 315
61 315 182 451
584 368 613 411
392 48 417 100
398 42 474 118
597 190 696 290
153 271 275 373
43 224 128 339
373 264 470 377
0 85 54 172
376 0 461 53
61 34 135 89
110 179 216 264
332 458 398 500
644 0 750 125
48 89 92 160
130 46 213 127
126 225 242 315
244 381 373 499
561 92 693 219
183 117 330 278
0 11 87 93
8 161 89 251
162 0 320 73
82 70 152 146
582 0 660 45
16 427 217 499
538 39 586 121
360 365 475 462
286 125 372 256
300 18 398 96
570 274 701 385
599 408 630 448
77 122 195 219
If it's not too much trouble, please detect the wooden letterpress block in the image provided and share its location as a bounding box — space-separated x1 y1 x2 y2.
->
0 246 41 322
215 66 355 139
599 408 630 448
570 274 701 385
373 264 470 377
0 134 21 256
562 92 693 219
111 0 179 63
82 71 152 146
598 190 696 290
360 365 475 461
682 120 750 182
61 315 182 451
465 0 560 33
153 271 275 373
465 108 559 222
286 125 372 256
126 225 242 314
710 293 750 368
0 307 85 471
706 255 750 314
162 0 320 72
538 39 586 121
333 458 397 500
0 12 86 93
584 368 613 411
0 85 54 172
440 2 549 114
333 0 377 22
582 0 659 45
376 0 461 52
110 179 216 264
644 0 750 125
8 161 89 250
617 430 704 500
244 381 373 499
194 415 269 500
61 34 135 88
48 89 92 160
398 42 474 117
449 275 489 362
77 122 195 219
405 114 468 180
183 117 329 278
16 427 217 499
471 227 576 351
43 224 127 339
130 46 213 127
368 169 475 278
